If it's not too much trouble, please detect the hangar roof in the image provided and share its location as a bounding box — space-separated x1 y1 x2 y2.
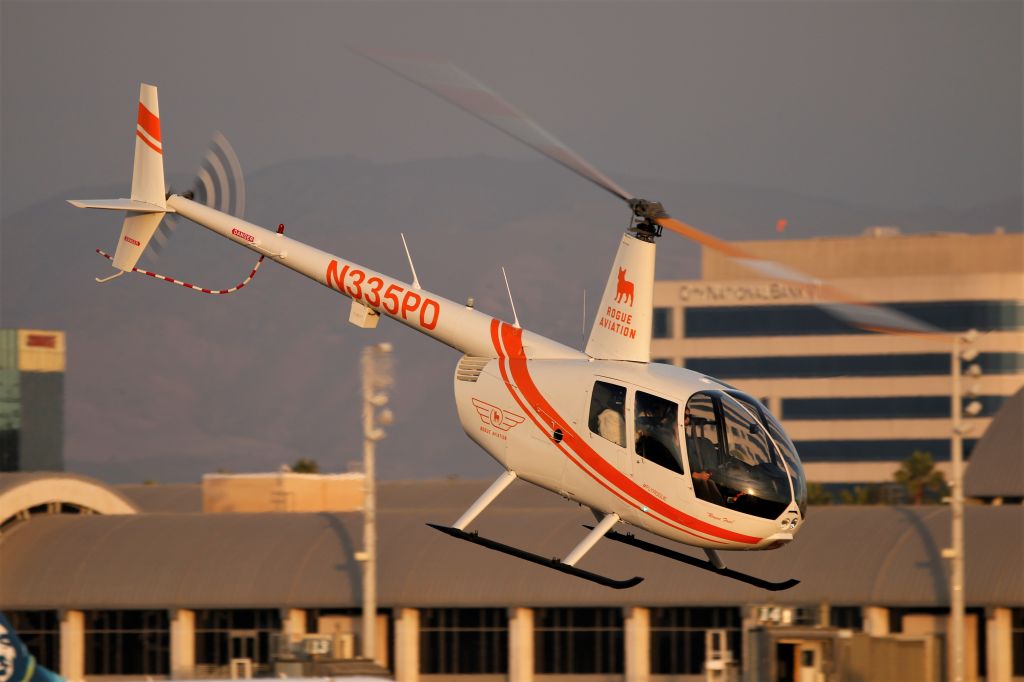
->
0 472 137 527
964 386 1024 499
1 478 1021 610
115 483 202 513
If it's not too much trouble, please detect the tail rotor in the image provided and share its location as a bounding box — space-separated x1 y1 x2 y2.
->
152 132 245 260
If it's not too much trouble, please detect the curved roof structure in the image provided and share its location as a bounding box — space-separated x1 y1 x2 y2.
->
0 472 137 528
964 386 1024 499
0 479 1020 610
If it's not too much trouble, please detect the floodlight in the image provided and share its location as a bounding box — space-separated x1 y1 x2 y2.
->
964 400 983 417
960 347 980 362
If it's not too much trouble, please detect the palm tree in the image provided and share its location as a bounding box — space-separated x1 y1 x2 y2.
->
894 450 948 505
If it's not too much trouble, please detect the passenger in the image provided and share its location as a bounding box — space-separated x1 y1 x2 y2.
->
597 408 625 447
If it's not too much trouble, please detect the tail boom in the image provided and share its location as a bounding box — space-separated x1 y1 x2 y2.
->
165 195 581 361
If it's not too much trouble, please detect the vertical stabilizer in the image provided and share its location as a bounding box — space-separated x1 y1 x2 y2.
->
585 234 655 362
110 83 167 271
131 83 166 207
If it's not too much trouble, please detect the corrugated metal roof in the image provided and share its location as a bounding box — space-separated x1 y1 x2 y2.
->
1 478 1021 610
964 386 1023 498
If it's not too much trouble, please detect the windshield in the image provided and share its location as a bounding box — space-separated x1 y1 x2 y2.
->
684 390 800 520
726 390 808 516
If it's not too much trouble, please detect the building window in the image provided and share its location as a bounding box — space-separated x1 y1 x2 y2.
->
781 396 1006 421
794 439 977 463
829 606 864 630
650 607 741 674
419 608 507 674
534 607 623 674
84 610 169 676
684 300 1024 338
652 307 673 338
195 609 281 677
6 611 59 671
684 352 1024 380
1013 608 1024 676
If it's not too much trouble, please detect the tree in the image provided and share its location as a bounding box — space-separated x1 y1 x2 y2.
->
839 485 884 505
292 458 320 474
806 482 833 505
893 450 948 505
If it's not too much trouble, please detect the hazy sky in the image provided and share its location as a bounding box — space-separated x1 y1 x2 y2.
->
1 1 1021 482
3 1 1021 219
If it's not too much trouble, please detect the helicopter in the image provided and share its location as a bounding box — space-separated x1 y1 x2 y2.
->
69 52 941 591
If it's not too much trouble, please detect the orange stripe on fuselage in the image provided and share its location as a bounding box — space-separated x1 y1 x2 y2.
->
136 129 162 154
487 320 661 533
137 102 161 143
490 320 761 545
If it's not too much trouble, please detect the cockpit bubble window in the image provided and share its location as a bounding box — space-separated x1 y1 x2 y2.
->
726 390 808 516
634 391 684 475
588 381 627 448
684 391 792 520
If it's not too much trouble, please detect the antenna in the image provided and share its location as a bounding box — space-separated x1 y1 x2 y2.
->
401 233 421 289
502 267 521 328
581 289 586 349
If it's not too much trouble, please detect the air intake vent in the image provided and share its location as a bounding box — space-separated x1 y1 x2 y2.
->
456 355 490 382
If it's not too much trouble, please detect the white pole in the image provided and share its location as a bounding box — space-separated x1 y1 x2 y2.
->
362 381 377 663
950 338 965 682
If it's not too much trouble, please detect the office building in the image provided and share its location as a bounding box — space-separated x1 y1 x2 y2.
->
651 230 1023 487
0 329 66 472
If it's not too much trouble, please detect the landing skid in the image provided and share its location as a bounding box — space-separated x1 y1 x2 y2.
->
428 524 644 590
593 527 800 592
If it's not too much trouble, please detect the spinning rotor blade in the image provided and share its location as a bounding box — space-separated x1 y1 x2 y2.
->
362 50 945 339
355 48 633 203
150 132 245 261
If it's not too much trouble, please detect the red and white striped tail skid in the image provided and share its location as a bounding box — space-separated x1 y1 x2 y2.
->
95 249 265 295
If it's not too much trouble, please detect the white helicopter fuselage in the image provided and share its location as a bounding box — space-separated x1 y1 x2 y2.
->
162 197 802 553
455 346 800 551
74 84 807 587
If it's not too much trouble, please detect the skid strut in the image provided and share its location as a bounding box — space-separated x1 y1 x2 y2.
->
429 471 644 589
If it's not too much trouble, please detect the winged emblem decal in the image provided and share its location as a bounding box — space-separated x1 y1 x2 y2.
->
472 398 525 431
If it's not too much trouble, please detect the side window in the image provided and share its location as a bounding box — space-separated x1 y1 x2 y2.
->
634 391 683 475
588 381 626 447
684 393 728 504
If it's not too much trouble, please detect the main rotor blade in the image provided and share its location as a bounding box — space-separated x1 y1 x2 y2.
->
657 216 944 337
356 48 634 203
361 49 943 340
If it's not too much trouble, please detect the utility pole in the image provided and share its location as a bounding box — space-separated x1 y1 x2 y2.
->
947 329 981 682
359 342 393 663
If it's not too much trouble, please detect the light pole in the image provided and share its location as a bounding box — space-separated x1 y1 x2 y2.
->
359 342 393 663
947 329 981 682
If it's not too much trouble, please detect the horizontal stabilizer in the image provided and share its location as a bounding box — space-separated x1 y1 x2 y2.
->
68 198 175 213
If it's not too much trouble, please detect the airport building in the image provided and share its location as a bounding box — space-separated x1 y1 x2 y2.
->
1 389 1022 682
0 328 66 472
650 230 1024 489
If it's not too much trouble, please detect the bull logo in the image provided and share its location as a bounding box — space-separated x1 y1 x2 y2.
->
615 267 634 306
472 398 525 431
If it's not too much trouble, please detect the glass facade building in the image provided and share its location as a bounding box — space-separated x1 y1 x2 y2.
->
0 329 65 472
651 231 1024 487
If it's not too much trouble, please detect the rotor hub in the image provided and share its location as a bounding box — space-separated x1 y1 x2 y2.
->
628 198 666 242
